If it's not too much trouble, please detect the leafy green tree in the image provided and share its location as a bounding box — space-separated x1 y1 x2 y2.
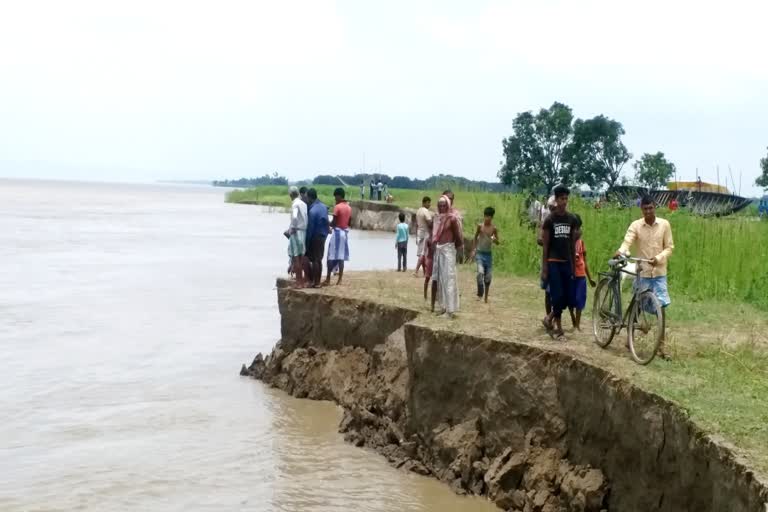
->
756 147 768 190
499 102 574 192
565 115 631 191
633 152 676 190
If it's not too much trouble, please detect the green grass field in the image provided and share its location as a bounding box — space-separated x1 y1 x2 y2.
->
227 184 768 311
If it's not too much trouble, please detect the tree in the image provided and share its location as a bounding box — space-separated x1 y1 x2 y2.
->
565 115 631 191
499 102 574 192
756 146 768 190
633 152 676 190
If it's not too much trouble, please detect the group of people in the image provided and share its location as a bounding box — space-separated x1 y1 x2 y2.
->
361 180 391 202
283 183 675 356
536 185 674 356
406 191 469 319
285 186 351 288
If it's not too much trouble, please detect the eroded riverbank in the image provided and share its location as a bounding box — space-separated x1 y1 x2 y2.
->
243 273 768 511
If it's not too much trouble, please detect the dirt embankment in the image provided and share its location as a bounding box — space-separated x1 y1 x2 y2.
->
347 200 417 234
242 283 768 512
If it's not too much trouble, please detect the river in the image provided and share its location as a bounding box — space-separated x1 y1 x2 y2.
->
0 180 497 511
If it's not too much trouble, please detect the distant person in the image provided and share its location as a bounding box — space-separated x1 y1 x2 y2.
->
325 187 352 286
568 214 595 330
299 186 309 204
369 180 375 200
527 193 542 229
413 196 433 276
541 185 578 340
431 195 463 318
377 180 383 201
669 197 679 211
305 188 329 288
471 207 500 303
382 183 389 200
359 182 365 200
284 186 308 288
615 195 674 358
395 212 409 271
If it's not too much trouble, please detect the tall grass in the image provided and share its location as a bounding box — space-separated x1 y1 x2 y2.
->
226 185 768 310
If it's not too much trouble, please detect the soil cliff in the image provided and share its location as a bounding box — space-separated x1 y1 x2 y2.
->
242 283 768 511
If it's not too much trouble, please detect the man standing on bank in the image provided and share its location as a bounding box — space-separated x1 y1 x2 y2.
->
431 195 463 318
541 185 578 340
615 195 674 358
284 186 308 287
325 187 352 286
305 188 329 288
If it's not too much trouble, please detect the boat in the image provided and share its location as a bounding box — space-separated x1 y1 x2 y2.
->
608 181 753 216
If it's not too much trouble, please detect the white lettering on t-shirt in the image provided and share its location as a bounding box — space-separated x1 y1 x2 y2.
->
554 224 571 237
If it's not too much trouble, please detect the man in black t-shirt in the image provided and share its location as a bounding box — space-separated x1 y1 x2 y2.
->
541 184 577 339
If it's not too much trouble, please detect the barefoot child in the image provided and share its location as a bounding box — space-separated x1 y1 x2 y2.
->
568 214 596 330
471 207 500 303
395 213 409 271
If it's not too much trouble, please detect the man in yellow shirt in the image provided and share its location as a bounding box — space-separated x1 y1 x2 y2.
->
615 195 674 356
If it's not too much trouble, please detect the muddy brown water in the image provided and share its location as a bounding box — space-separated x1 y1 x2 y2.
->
0 179 498 511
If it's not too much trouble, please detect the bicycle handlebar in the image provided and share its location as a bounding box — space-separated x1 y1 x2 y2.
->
608 255 653 268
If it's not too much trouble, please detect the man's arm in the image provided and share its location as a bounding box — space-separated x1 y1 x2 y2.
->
330 205 337 232
654 221 675 265
541 220 550 280
584 247 596 286
289 204 300 233
493 226 500 244
452 219 463 250
616 222 637 256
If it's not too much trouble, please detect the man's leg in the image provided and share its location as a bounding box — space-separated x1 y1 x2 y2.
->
324 261 333 286
313 238 324 287
423 276 429 300
430 280 437 312
547 262 565 334
293 256 304 287
484 260 492 303
336 261 344 285
476 256 484 298
402 246 407 271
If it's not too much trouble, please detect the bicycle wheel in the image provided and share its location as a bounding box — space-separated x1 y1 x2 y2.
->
628 290 663 365
592 278 618 348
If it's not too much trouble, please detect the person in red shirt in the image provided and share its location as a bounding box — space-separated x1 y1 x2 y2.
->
324 187 352 286
568 214 596 330
668 198 679 211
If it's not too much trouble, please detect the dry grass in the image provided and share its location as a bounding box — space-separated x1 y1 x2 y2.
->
302 268 768 475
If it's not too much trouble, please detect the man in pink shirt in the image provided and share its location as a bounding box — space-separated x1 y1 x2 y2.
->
324 187 352 286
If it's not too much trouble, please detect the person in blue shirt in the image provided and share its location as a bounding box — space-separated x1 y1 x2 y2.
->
305 188 329 287
395 212 409 271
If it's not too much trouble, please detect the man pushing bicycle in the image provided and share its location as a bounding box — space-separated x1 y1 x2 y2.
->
614 195 675 359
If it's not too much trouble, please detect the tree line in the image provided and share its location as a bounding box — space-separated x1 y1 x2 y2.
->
213 173 288 187
214 172 511 192
312 173 510 192
499 102 676 192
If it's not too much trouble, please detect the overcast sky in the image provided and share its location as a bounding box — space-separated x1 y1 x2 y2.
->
1 0 766 195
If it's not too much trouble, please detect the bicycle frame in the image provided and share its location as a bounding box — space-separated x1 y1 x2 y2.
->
598 261 652 332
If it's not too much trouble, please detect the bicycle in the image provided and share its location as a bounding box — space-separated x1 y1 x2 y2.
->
591 255 664 365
